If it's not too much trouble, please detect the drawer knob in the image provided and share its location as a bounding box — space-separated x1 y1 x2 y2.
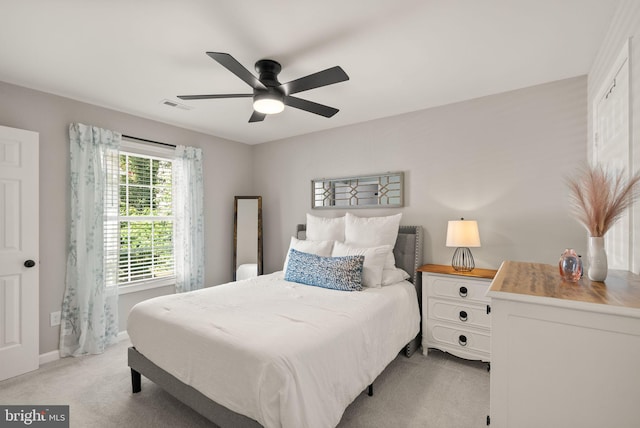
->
459 286 468 297
459 310 468 322
458 335 468 346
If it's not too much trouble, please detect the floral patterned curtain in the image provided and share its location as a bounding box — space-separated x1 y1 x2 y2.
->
173 145 205 292
60 123 120 356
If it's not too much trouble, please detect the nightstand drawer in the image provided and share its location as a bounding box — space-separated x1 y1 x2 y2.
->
427 276 490 304
427 299 490 329
428 323 491 357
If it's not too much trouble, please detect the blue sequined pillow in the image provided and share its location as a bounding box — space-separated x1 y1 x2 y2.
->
284 248 364 291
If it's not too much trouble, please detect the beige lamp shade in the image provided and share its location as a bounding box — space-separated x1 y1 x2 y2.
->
446 219 480 272
446 220 481 248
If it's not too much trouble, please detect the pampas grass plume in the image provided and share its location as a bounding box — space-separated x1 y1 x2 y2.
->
567 165 640 237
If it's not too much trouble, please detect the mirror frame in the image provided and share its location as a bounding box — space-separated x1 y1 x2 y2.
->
233 196 263 280
311 172 404 209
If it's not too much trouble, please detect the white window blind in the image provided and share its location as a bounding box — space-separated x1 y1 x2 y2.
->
104 149 175 286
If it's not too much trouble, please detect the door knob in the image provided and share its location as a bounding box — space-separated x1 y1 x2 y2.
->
24 260 36 268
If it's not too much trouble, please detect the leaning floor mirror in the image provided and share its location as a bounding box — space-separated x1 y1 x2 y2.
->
233 196 263 281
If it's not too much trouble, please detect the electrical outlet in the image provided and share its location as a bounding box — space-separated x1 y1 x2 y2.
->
50 311 61 327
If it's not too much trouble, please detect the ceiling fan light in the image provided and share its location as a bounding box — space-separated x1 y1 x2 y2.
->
253 94 284 114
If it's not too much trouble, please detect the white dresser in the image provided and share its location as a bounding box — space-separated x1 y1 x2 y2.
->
488 261 640 428
419 264 497 362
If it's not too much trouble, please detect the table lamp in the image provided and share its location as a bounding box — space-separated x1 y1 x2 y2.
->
446 218 481 271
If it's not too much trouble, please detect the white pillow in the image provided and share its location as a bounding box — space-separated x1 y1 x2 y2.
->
283 236 334 271
332 242 390 288
344 212 402 269
381 268 411 286
306 214 345 242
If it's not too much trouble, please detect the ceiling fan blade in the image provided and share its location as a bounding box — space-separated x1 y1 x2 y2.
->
177 94 253 100
282 66 349 95
206 52 267 90
284 96 339 118
249 111 266 123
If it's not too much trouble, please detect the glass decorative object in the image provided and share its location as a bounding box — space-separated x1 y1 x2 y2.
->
558 248 582 282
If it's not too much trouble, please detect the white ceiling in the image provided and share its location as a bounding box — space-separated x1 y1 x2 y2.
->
0 0 618 145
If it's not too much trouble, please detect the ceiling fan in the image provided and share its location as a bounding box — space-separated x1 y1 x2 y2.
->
177 52 349 123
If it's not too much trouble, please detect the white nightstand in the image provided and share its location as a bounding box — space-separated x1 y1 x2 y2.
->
418 264 497 362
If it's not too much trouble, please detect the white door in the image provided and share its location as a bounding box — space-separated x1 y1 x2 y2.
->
0 125 39 381
593 41 630 270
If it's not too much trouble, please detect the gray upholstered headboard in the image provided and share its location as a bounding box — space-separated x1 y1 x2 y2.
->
296 224 424 357
295 224 423 289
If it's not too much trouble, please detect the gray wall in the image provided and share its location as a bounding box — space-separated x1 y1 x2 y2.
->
0 81 253 354
0 70 593 356
253 76 588 274
588 0 640 274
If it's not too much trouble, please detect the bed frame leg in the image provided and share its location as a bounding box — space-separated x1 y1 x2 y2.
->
131 368 142 393
367 384 373 397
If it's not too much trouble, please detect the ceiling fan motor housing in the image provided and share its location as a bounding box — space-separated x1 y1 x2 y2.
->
253 89 284 106
255 59 282 87
254 59 285 105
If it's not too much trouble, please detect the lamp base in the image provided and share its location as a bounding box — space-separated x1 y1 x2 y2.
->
452 247 475 272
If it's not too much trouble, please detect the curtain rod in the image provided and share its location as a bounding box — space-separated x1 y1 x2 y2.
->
122 134 176 148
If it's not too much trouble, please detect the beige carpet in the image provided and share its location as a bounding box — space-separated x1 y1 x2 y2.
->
0 339 489 427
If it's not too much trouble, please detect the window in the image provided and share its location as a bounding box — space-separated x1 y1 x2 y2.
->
106 141 176 292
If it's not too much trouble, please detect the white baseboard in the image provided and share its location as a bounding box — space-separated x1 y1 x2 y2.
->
39 330 130 365
39 349 60 365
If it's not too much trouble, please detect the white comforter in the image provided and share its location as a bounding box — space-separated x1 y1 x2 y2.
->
127 272 420 428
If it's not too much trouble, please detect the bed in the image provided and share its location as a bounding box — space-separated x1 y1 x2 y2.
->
127 223 423 428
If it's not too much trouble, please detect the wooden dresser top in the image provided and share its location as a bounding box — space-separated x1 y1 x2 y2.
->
488 260 640 311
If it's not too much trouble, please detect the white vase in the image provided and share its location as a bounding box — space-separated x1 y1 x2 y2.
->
587 236 608 282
